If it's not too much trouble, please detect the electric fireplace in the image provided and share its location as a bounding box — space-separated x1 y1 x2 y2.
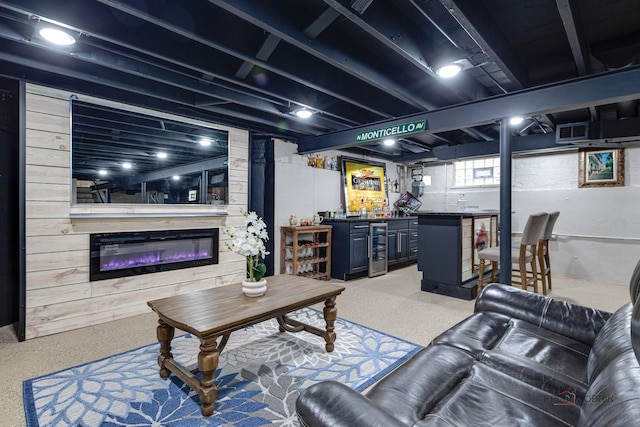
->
89 228 219 281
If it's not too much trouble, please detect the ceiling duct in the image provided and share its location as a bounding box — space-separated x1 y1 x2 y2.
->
556 118 640 145
591 30 640 69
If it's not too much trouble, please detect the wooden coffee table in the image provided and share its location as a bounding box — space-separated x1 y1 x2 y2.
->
147 275 345 416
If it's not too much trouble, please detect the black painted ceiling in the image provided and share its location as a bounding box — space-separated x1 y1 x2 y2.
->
0 0 639 162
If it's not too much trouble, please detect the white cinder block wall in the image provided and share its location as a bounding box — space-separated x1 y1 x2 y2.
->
273 139 640 286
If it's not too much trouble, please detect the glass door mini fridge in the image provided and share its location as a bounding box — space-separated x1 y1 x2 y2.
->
368 222 388 277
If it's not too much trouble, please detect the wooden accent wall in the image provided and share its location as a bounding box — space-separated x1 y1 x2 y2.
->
24 84 247 339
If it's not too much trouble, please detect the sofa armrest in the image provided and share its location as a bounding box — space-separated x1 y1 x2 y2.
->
296 381 406 427
475 283 612 346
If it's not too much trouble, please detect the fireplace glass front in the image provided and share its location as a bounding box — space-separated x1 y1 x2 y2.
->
90 229 219 281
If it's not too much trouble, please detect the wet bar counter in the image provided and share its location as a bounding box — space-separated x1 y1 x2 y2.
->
417 211 498 300
322 217 418 280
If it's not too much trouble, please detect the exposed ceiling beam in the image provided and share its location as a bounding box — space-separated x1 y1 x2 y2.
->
0 2 365 130
439 0 528 89
322 0 491 102
94 0 383 123
304 7 341 38
433 132 560 161
297 66 640 152
394 133 561 162
556 0 589 76
556 0 597 122
208 0 436 111
0 51 320 138
235 33 282 79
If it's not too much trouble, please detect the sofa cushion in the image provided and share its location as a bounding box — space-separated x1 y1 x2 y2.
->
433 312 591 385
412 363 581 426
365 344 476 425
586 303 633 383
481 350 589 402
365 344 581 426
475 284 611 346
579 352 640 427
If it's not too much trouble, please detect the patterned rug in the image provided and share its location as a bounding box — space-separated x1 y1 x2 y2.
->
23 308 421 426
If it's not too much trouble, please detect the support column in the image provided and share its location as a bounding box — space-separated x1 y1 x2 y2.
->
499 118 512 284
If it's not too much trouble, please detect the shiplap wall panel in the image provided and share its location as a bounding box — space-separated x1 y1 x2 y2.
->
27 250 86 272
24 83 247 339
26 276 224 326
27 202 72 218
27 283 92 307
26 235 88 254
26 94 69 117
26 218 74 237
28 268 89 290
26 129 69 151
25 111 69 134
26 165 69 185
26 147 69 168
25 183 70 202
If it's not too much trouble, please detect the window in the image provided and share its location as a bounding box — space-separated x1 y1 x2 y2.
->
454 157 500 187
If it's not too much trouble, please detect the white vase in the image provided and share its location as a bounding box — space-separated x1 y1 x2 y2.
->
242 278 267 297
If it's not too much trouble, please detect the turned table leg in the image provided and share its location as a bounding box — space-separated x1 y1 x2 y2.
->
323 297 337 352
197 336 219 416
156 319 175 378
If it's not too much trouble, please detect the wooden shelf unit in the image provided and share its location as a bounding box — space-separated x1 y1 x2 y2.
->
280 225 332 280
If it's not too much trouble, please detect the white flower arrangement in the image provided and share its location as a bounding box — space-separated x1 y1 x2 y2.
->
225 211 270 281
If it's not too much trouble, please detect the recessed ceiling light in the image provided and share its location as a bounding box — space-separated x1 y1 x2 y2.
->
156 152 167 159
98 169 108 176
39 27 76 46
172 175 180 180
383 138 395 146
436 63 462 78
510 116 524 126
122 162 132 169
294 108 314 119
198 138 212 146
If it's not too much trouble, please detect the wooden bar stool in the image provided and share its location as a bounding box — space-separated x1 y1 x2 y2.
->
478 212 549 294
538 211 560 293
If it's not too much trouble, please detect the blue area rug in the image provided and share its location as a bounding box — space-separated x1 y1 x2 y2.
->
23 308 421 426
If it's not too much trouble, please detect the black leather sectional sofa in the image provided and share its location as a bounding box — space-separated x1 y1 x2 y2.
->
296 261 640 426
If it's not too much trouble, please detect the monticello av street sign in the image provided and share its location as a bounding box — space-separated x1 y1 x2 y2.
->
355 119 427 143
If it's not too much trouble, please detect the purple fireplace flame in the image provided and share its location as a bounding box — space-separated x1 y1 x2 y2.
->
90 229 219 281
101 248 212 272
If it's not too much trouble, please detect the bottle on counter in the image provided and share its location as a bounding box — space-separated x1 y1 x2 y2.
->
360 198 367 218
382 199 389 217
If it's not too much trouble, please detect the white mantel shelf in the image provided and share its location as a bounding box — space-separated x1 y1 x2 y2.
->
69 204 229 219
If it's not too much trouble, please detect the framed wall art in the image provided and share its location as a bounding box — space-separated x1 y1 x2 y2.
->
341 156 387 214
578 147 624 188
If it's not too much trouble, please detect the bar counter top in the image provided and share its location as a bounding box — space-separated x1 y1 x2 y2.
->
321 210 499 222
321 216 415 222
415 210 499 217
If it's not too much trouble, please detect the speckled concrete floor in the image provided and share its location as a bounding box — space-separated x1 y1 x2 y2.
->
0 266 629 427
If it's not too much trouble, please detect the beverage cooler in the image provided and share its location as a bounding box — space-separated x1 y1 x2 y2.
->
368 222 388 277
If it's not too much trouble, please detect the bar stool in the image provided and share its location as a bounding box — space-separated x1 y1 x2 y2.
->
538 211 560 293
477 212 549 294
